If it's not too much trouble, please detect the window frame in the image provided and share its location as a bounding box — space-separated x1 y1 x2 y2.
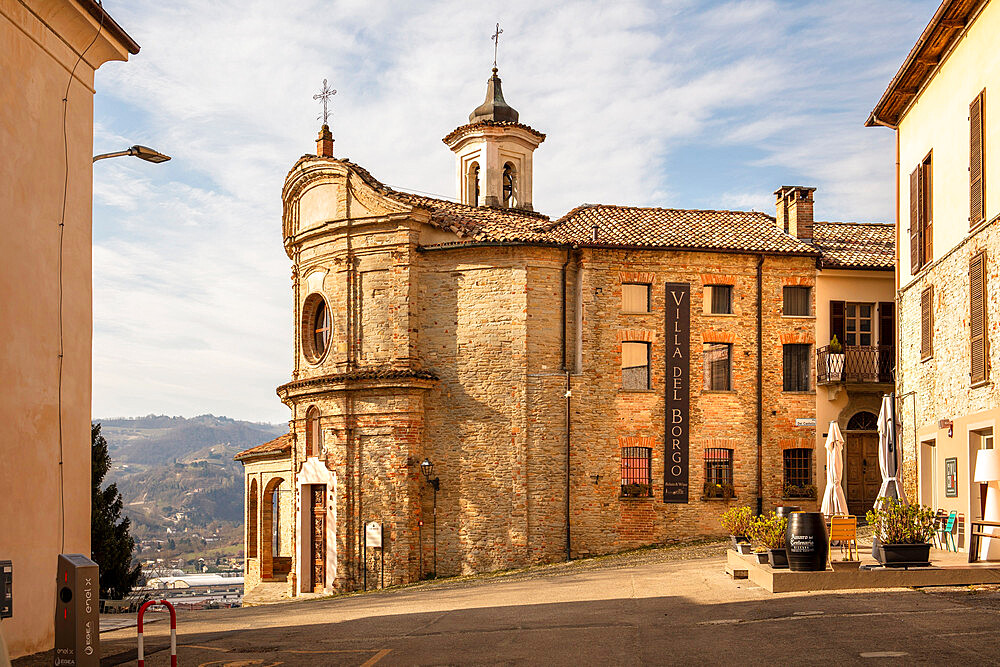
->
782 448 813 490
782 286 811 317
620 446 653 498
702 342 732 391
622 283 651 314
704 448 734 498
782 343 811 392
621 341 651 391
970 251 988 386
844 302 874 347
709 284 733 315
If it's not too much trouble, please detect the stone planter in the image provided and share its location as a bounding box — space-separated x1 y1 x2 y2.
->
736 543 754 555
769 548 789 569
754 551 770 565
875 543 932 568
730 535 749 550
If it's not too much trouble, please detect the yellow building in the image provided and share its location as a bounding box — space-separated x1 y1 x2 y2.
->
867 0 999 552
0 0 137 656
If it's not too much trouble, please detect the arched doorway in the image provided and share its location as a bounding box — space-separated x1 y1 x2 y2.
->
845 410 879 516
261 477 290 580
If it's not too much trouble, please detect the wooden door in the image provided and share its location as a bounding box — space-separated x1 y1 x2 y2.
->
846 433 880 516
309 484 325 592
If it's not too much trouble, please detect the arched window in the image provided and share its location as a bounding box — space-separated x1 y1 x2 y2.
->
847 411 878 431
467 163 480 206
502 162 516 208
248 478 258 558
305 406 321 457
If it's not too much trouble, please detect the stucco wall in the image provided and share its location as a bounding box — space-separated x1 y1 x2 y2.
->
0 0 130 657
897 0 1000 276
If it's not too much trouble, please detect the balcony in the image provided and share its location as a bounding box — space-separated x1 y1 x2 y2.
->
816 345 894 385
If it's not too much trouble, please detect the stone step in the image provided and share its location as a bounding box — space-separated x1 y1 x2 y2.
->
242 581 292 606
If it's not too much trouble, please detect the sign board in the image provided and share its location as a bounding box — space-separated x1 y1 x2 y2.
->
795 418 816 427
945 457 958 498
365 521 383 548
664 283 690 503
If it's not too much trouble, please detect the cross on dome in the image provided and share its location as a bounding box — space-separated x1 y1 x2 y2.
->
313 78 337 127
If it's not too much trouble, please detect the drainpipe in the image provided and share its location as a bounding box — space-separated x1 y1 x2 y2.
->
869 114 900 389
561 249 572 561
756 254 765 516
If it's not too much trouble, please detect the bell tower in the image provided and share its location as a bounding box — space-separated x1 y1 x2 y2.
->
443 67 545 210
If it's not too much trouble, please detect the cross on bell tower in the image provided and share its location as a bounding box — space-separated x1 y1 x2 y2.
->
442 27 545 210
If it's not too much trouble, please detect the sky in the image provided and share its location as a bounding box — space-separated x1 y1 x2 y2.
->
91 0 936 423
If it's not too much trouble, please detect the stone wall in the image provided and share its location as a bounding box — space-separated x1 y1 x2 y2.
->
897 219 1000 501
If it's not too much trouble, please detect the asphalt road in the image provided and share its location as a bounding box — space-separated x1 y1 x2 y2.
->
20 546 1000 666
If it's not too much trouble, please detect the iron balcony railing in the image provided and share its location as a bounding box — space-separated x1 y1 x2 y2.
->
816 345 894 385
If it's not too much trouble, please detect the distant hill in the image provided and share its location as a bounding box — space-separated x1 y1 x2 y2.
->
94 414 286 565
99 414 286 465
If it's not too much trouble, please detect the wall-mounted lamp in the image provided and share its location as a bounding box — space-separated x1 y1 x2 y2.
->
938 419 954 438
420 458 439 579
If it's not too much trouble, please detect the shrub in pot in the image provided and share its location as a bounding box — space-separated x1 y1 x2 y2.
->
720 506 753 551
750 512 789 568
866 498 936 567
703 481 736 500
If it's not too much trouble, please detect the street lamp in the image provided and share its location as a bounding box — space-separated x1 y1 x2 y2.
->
420 458 440 579
93 144 171 163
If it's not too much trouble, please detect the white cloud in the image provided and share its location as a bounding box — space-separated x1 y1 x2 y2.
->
92 0 936 420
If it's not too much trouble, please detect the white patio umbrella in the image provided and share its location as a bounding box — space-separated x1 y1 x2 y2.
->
821 421 848 516
876 393 908 504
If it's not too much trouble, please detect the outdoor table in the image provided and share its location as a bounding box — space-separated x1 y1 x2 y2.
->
968 520 1000 563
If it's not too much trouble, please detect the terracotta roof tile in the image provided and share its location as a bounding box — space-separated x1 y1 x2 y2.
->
234 433 291 461
813 221 895 270
544 205 820 255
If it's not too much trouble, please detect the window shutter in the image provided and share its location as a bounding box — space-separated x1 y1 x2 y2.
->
970 252 988 384
830 300 846 346
971 92 985 227
923 158 933 265
910 166 922 274
878 302 894 347
921 287 933 359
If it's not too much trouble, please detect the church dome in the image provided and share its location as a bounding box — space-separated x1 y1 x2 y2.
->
469 68 519 123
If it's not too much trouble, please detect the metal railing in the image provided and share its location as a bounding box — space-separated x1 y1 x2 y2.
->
816 345 894 384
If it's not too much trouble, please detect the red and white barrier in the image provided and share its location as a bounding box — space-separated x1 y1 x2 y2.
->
137 599 177 667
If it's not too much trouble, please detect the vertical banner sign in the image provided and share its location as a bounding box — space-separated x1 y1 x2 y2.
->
664 283 690 503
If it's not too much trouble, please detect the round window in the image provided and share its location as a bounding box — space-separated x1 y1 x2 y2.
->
302 293 331 363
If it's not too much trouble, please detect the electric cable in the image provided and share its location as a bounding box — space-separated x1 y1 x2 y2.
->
57 0 106 554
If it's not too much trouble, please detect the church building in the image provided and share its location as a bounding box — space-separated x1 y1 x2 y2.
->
236 66 893 599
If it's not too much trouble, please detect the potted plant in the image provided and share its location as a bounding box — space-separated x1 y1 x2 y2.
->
702 482 736 500
866 498 936 567
621 483 652 498
783 484 817 500
750 512 789 568
827 335 844 381
720 506 754 553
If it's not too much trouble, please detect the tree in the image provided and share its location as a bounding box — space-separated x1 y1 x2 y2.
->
91 423 141 599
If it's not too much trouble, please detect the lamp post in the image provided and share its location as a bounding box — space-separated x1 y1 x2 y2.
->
93 144 171 163
420 458 439 579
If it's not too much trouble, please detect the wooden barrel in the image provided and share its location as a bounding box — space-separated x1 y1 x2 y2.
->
785 512 829 571
775 506 801 518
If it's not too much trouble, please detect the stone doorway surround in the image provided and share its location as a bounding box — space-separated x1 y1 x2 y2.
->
296 457 337 594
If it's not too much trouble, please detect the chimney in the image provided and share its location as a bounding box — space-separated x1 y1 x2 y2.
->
773 186 815 241
316 124 334 158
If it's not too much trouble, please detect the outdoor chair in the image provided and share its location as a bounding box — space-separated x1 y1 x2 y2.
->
828 514 858 562
936 511 958 552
